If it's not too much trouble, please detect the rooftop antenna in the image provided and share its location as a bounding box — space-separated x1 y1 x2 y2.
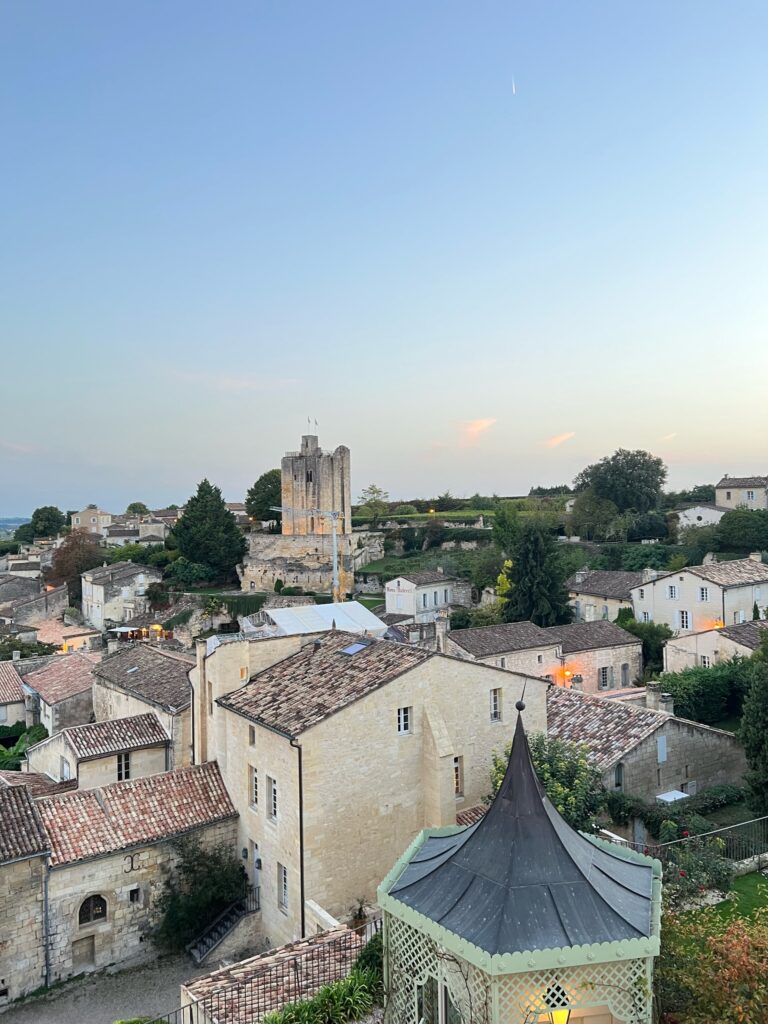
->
269 504 345 603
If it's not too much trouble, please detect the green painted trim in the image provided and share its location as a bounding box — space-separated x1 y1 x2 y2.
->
378 826 663 976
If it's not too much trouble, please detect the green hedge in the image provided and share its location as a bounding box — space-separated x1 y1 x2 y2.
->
657 659 752 725
606 784 746 840
261 968 382 1024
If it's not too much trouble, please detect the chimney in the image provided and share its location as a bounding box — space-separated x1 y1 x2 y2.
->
570 674 584 692
749 551 763 563
645 682 661 711
11 650 21 662
642 567 658 583
106 638 120 655
573 568 589 585
659 693 675 716
435 611 449 652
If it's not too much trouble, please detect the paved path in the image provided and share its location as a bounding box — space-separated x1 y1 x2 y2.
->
4 956 209 1024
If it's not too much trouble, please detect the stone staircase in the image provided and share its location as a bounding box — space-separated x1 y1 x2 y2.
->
187 888 260 964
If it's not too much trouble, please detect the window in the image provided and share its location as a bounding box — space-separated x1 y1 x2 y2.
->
614 763 624 790
602 605 609 619
537 654 543 664
735 609 746 624
639 588 645 600
657 735 667 763
667 585 678 599
79 895 107 926
700 655 711 668
60 757 71 781
207 681 213 716
250 766 258 808
249 726 256 746
422 593 427 609
341 642 366 655
598 666 610 689
748 490 755 501
726 490 732 500
453 756 464 797
443 589 448 604
240 666 247 680
397 706 412 735
117 752 131 782
268 776 278 820
277 863 288 910
433 591 438 606
490 688 501 722
679 610 690 630
642 611 650 623
129 887 140 904
699 587 709 602
0 706 5 723
499 657 506 669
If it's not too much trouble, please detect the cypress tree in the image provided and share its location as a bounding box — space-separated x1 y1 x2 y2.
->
740 657 768 813
173 480 247 578
501 520 573 626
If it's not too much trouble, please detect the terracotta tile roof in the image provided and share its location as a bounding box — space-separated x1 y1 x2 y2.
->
456 804 487 826
183 926 364 1021
0 662 25 705
32 619 101 648
715 476 768 488
219 631 432 736
566 570 644 601
0 786 48 863
631 558 768 592
448 621 555 657
56 713 170 760
0 770 78 797
393 571 456 586
543 620 642 654
547 687 665 769
21 652 98 704
718 619 768 650
37 762 236 865
93 646 192 713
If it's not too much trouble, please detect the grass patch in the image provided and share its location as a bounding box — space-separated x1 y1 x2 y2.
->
356 549 480 580
705 872 768 922
356 595 385 610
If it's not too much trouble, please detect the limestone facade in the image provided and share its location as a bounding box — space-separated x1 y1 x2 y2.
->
81 563 162 630
26 730 169 786
92 679 192 769
0 853 47 1005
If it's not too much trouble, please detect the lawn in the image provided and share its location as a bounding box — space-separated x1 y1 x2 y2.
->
705 872 768 922
355 595 384 610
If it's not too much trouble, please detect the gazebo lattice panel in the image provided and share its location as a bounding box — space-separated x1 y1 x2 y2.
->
385 915 652 1024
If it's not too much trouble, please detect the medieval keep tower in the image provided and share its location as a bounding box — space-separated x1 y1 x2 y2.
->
280 435 352 537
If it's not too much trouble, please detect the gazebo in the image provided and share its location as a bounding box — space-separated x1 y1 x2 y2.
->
377 708 661 1024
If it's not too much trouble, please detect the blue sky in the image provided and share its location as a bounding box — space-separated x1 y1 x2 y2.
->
2 2 767 514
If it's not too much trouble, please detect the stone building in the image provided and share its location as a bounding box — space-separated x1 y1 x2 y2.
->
566 569 644 622
81 561 162 630
715 474 768 510
546 686 747 801
446 621 562 676
20 652 99 735
0 661 27 726
630 555 768 633
0 578 68 627
384 570 459 624
543 621 643 693
238 435 382 598
191 629 549 949
92 646 194 769
26 712 171 787
663 618 768 672
0 763 237 1002
71 505 114 536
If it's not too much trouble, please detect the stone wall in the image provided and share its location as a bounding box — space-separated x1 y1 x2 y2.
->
11 585 68 626
92 679 191 769
79 745 168 789
46 688 94 735
0 854 47 1004
238 533 355 596
663 629 749 673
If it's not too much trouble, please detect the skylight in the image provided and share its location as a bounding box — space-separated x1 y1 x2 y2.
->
340 642 367 656
126 667 139 674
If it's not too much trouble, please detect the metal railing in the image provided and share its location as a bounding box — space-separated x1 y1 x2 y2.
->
606 815 768 868
186 887 261 961
156 917 381 1024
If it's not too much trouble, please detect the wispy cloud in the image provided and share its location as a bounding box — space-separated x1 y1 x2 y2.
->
0 439 35 455
660 432 678 441
459 418 497 448
543 431 576 449
173 369 301 392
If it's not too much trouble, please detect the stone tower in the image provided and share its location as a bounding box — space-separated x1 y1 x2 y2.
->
280 435 352 537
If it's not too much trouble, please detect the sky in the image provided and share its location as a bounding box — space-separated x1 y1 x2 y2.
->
2 1 767 515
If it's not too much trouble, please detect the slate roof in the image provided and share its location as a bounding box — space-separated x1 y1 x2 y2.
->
83 561 161 584
36 761 235 865
393 571 456 586
715 476 768 489
0 770 78 798
566 570 644 601
543 620 642 654
546 687 665 769
0 662 25 705
0 786 49 863
717 619 768 650
44 713 170 761
93 646 193 713
448 621 555 657
219 631 432 736
385 715 655 955
631 558 768 591
21 652 98 704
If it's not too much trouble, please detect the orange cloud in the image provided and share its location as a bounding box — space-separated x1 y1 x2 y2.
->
543 431 576 448
459 418 497 448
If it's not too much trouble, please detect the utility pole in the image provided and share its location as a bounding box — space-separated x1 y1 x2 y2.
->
269 506 344 603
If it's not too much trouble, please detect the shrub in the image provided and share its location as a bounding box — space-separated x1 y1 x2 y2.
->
261 968 382 1024
354 932 383 978
281 586 305 596
274 578 284 593
657 658 752 724
392 504 418 516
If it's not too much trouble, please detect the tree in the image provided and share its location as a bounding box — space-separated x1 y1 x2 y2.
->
125 501 150 516
14 505 66 542
357 484 389 527
173 480 247 578
165 558 214 588
491 502 519 555
245 469 282 524
46 531 104 603
569 490 619 541
574 449 667 513
716 509 768 553
392 504 418 516
501 520 572 626
616 614 673 677
0 640 57 662
491 733 604 832
740 655 768 813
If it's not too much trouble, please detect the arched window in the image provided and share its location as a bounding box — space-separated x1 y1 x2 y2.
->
79 895 107 926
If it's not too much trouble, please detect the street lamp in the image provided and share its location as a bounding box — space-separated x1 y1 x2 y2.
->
544 981 571 1024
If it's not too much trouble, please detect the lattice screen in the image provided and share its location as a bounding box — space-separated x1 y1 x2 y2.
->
384 914 652 1024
